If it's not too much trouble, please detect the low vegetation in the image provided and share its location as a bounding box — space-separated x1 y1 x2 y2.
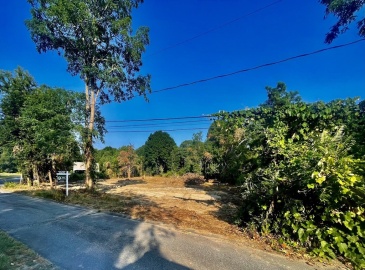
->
0 230 56 270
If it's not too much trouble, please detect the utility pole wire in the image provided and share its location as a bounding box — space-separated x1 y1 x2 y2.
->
151 39 365 94
105 115 213 123
146 0 283 57
108 128 209 133
107 119 211 128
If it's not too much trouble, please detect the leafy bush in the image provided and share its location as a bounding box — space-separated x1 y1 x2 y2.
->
239 128 365 268
95 171 108 180
3 182 19 189
210 83 365 267
69 172 85 182
33 189 65 201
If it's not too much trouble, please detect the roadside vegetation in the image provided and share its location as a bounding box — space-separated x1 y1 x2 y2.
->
0 230 56 270
0 0 364 269
2 81 364 269
96 83 365 270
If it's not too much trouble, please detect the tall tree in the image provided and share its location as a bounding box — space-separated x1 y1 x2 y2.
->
118 145 137 179
143 131 177 175
0 68 36 175
1 67 81 183
0 68 36 149
320 0 365 43
18 86 81 185
26 0 151 189
179 132 205 174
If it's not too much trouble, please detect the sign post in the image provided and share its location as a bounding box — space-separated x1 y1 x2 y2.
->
56 171 69 196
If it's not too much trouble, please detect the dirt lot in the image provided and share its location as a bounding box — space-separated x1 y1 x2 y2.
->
97 176 244 240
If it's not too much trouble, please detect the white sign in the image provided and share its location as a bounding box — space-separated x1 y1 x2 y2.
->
73 162 100 172
56 171 69 196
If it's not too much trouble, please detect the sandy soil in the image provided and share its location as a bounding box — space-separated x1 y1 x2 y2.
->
98 176 243 239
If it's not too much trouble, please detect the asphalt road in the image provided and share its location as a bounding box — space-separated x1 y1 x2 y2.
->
0 176 21 185
0 192 327 270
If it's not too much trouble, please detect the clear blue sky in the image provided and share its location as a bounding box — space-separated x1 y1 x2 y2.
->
1 0 364 149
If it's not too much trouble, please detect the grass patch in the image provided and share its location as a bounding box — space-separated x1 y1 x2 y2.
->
4 182 21 189
3 182 28 190
0 230 56 270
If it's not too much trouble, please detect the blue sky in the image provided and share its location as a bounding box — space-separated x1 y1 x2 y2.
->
1 0 364 149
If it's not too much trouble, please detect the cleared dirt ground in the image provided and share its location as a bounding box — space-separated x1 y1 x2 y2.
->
97 176 244 240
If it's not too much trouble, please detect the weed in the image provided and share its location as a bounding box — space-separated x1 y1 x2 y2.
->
0 230 55 269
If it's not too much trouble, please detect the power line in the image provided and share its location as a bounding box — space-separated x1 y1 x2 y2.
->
146 0 282 57
151 39 365 94
107 119 211 128
108 128 209 133
105 115 213 123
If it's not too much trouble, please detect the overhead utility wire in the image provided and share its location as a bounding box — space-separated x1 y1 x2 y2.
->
147 0 282 57
108 128 209 133
107 119 211 128
151 39 365 94
105 115 212 123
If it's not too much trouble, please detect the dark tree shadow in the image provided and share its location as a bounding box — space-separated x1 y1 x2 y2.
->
183 179 243 224
116 179 146 187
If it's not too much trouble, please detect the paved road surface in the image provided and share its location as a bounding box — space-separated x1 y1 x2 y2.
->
0 192 328 270
0 176 20 185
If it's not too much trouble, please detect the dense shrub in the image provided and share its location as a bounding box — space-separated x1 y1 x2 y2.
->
239 128 365 268
212 83 365 268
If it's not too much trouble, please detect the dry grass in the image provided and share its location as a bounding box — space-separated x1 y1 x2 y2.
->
0 230 57 270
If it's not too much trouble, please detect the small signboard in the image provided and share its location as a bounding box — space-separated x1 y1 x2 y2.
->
56 171 69 196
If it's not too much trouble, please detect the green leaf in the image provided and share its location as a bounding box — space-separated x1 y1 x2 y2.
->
316 176 326 184
337 243 348 254
307 183 315 189
321 240 328 249
298 228 305 242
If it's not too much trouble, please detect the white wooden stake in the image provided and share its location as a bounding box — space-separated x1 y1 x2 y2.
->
66 171 69 196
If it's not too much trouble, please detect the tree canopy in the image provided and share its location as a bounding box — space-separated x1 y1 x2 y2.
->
143 131 177 175
0 67 81 183
26 0 151 189
320 0 365 43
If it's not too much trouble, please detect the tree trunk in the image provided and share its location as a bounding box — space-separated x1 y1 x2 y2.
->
85 82 95 190
48 170 53 188
32 164 39 182
127 165 131 179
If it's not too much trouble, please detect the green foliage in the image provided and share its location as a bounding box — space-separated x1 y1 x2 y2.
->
142 131 177 175
211 82 365 268
3 182 20 189
178 132 205 175
0 68 82 182
95 147 120 178
0 148 17 173
0 68 36 173
320 0 365 43
69 172 85 182
33 189 65 201
26 0 151 188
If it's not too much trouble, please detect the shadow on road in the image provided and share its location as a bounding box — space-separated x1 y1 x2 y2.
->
114 224 189 269
0 193 191 269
